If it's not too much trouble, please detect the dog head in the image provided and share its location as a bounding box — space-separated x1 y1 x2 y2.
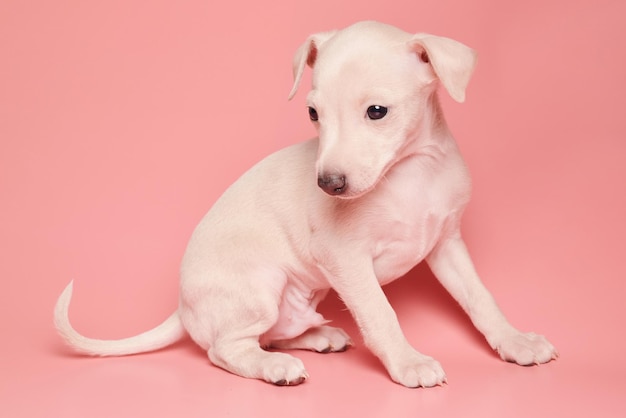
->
289 21 477 199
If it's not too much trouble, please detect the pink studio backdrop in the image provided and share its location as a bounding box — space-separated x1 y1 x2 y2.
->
1 1 625 417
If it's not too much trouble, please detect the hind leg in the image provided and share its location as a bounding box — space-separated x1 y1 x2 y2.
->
196 303 310 385
270 325 353 353
209 338 309 385
181 270 311 385
198 308 311 385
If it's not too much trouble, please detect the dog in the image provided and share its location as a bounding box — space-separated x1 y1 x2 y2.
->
55 21 557 387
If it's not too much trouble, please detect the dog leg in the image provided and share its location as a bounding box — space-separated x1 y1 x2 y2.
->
209 339 309 385
269 325 353 353
202 303 311 385
427 236 558 365
182 269 310 385
325 262 447 388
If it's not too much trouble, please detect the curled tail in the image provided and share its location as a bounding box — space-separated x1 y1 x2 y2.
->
54 281 186 356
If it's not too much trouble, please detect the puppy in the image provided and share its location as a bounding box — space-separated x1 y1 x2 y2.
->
55 21 557 387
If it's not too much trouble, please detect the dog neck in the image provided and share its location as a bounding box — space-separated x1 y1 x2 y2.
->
403 91 456 163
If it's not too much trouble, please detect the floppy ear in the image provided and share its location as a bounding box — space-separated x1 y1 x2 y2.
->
288 30 337 100
408 34 477 103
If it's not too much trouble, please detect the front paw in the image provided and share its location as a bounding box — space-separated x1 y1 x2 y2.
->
387 353 447 388
495 332 558 365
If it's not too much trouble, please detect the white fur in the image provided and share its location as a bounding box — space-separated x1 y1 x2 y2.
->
54 21 557 387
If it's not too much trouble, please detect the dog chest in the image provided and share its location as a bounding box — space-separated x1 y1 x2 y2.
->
371 210 449 284
368 158 470 284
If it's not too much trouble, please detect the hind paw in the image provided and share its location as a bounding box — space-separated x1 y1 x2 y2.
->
270 325 353 353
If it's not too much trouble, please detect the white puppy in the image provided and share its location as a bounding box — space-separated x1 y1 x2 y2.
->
55 21 557 387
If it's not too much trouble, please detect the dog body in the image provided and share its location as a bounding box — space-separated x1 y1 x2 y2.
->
55 21 557 387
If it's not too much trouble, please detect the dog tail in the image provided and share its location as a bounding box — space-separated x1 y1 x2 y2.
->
54 281 186 356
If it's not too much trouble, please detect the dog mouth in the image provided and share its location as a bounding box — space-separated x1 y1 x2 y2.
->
317 171 382 199
317 152 407 199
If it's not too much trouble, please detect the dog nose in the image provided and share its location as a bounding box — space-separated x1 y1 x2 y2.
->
318 174 347 195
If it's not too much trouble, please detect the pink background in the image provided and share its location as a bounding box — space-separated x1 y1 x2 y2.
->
2 0 625 416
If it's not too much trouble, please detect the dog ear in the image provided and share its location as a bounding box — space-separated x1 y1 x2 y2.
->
408 34 477 103
288 31 337 100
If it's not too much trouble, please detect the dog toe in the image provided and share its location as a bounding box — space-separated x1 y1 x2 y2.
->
496 331 558 366
388 352 447 388
273 374 308 386
270 325 353 353
261 353 309 385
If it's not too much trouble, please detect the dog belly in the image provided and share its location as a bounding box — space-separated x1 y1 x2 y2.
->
262 284 329 343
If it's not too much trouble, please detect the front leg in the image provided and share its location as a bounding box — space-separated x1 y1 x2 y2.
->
325 261 446 388
426 235 558 365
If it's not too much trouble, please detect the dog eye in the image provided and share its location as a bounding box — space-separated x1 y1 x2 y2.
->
366 105 388 120
308 107 319 122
